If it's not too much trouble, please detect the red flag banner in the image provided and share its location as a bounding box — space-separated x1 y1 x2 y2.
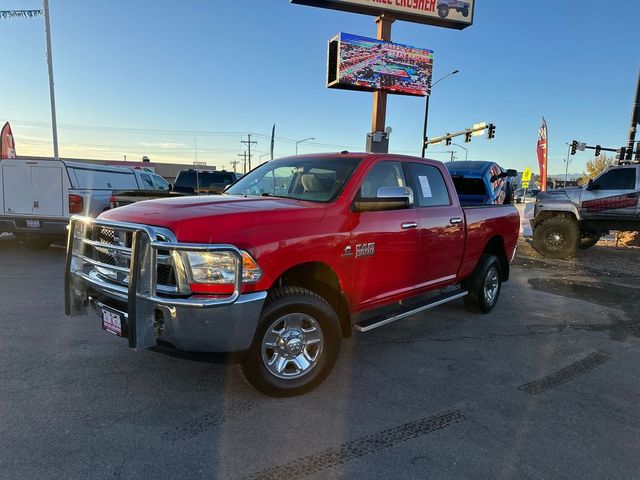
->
1 122 17 160
537 117 548 191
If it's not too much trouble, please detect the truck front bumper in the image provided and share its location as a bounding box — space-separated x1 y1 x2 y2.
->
65 216 267 353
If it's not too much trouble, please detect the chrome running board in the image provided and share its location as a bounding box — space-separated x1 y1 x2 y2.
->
354 290 468 333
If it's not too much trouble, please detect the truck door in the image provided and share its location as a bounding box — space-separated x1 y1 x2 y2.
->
349 160 419 309
406 161 465 288
581 167 638 218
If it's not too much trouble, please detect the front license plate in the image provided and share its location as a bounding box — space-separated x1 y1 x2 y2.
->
26 219 40 228
102 308 124 337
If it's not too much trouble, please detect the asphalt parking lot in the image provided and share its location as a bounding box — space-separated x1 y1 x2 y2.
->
1 234 640 480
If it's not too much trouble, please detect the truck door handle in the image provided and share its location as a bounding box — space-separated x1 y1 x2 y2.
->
450 217 463 225
401 222 418 229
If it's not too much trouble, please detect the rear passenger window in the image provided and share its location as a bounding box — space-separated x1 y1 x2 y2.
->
408 163 451 207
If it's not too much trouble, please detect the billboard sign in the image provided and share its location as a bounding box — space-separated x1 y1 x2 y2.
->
292 0 474 30
327 33 433 97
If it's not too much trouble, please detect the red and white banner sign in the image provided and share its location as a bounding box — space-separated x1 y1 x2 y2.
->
1 122 16 160
537 117 548 192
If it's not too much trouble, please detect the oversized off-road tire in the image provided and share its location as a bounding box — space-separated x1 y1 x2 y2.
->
240 287 341 397
22 234 52 250
532 216 579 259
438 4 450 18
463 254 502 314
578 232 601 249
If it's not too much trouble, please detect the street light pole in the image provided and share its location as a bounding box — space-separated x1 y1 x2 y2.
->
295 137 315 155
563 142 571 188
452 142 468 160
43 0 59 160
421 69 459 158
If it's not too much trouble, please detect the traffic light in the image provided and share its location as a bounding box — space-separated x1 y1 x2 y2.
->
570 140 578 155
616 147 627 162
626 146 634 161
487 124 496 139
445 136 452 146
464 131 472 143
594 145 601 157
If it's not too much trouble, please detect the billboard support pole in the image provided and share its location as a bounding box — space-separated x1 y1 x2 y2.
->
367 14 394 153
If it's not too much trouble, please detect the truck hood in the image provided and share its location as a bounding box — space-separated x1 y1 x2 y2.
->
99 194 328 244
537 187 582 203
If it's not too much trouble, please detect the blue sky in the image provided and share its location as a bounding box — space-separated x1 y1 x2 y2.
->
1 0 639 174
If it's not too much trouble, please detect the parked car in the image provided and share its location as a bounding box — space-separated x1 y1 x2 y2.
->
65 153 520 396
531 164 640 258
446 161 517 206
0 158 168 249
437 0 471 18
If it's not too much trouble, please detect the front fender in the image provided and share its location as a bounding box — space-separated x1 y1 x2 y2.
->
531 202 581 228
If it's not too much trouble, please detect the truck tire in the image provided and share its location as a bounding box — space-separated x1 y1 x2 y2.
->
578 232 600 249
463 254 502 314
240 287 341 397
438 4 450 18
461 7 469 16
22 234 52 250
532 216 579 259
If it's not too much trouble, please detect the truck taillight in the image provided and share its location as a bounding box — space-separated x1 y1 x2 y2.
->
109 195 117 209
69 194 84 214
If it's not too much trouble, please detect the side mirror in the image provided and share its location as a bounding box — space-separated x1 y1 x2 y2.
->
168 183 173 192
377 186 414 206
353 186 414 212
506 169 518 177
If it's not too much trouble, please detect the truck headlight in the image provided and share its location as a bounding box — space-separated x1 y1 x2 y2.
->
186 250 262 293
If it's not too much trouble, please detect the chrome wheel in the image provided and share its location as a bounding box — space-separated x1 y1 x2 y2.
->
261 313 324 380
545 229 566 250
483 267 499 305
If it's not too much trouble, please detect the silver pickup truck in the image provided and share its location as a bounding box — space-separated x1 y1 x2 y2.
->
531 164 640 258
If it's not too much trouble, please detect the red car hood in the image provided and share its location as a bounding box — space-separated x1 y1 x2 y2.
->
99 195 328 244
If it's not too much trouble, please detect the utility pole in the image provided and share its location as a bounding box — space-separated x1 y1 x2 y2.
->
230 160 239 173
627 67 640 159
238 152 247 174
241 134 257 171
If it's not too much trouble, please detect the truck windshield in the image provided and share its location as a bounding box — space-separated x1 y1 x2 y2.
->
226 157 362 203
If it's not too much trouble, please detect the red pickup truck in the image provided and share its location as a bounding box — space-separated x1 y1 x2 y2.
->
65 153 519 396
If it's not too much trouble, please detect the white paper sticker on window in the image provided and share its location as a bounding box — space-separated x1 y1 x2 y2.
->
418 175 432 198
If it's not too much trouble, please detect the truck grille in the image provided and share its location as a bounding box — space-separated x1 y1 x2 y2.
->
78 224 179 294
